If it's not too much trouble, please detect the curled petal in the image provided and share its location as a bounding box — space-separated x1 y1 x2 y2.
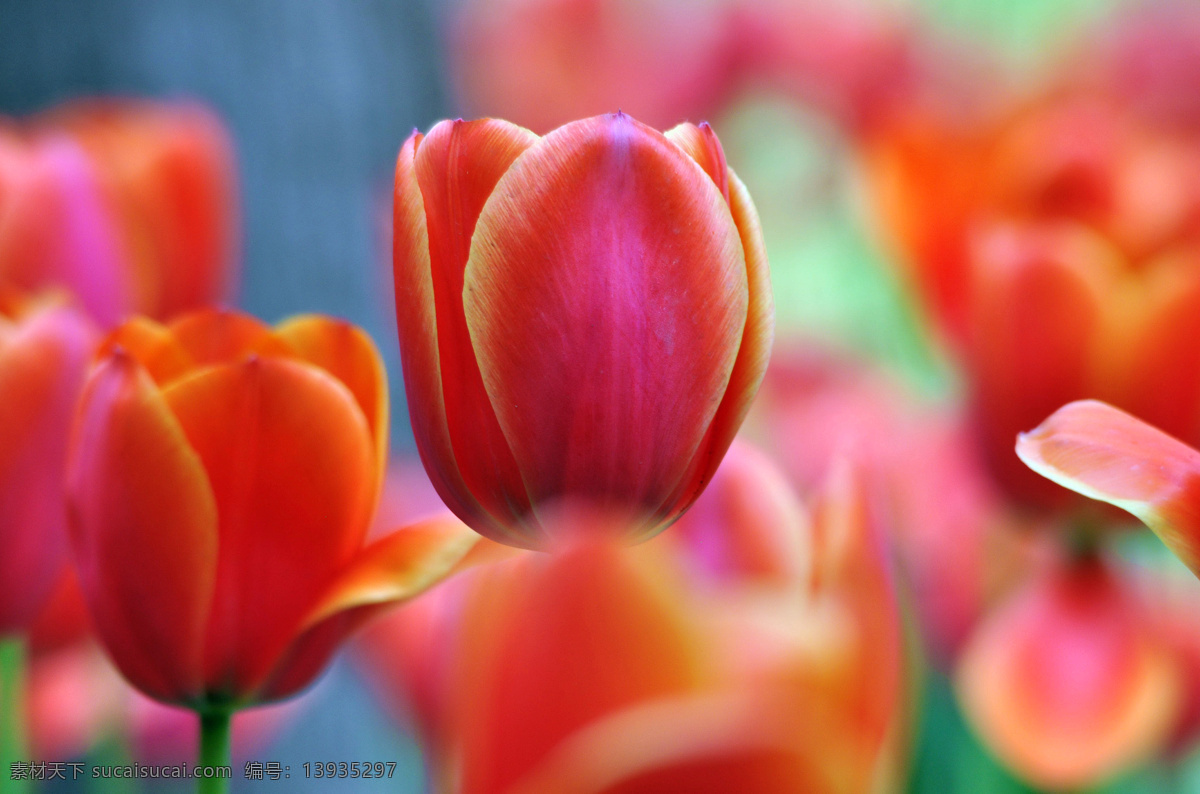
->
664 122 730 202
67 353 217 703
257 516 482 702
464 113 747 537
1018 399 1200 574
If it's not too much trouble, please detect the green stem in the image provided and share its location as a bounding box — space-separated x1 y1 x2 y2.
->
196 709 232 794
0 637 28 794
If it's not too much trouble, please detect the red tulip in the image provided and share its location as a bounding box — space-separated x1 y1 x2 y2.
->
0 134 127 325
0 290 96 635
66 308 482 709
394 113 772 548
48 100 239 322
450 0 736 134
956 554 1179 789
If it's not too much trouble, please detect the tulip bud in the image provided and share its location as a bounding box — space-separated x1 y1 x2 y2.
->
393 113 773 549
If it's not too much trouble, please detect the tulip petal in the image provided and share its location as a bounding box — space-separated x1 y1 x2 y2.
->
967 224 1108 506
0 306 95 632
416 119 541 539
465 113 747 534
168 308 290 366
394 126 536 545
510 691 845 794
665 122 730 202
162 357 376 696
301 515 481 629
273 314 389 482
255 516 483 702
657 168 774 530
98 316 194 386
67 353 217 703
1017 400 1200 574
454 539 710 794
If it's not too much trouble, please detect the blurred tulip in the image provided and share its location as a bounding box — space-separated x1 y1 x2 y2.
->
48 100 239 322
394 114 772 548
0 290 96 635
748 352 1030 663
729 0 922 133
447 536 849 794
1017 399 1200 577
0 134 126 325
2 101 238 327
66 308 483 711
956 553 1179 790
867 82 1200 508
450 0 735 134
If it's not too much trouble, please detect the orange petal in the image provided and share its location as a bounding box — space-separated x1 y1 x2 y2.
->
301 515 481 629
956 557 1178 790
255 516 481 702
452 538 710 794
1017 399 1200 574
168 308 290 367
966 223 1107 508
162 357 376 697
464 113 747 537
659 167 774 529
394 129 526 545
98 316 194 386
664 122 730 202
0 305 95 632
510 691 847 794
67 352 217 703
273 314 389 482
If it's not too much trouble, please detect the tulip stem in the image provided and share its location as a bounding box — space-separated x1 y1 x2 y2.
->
0 637 29 794
196 708 232 794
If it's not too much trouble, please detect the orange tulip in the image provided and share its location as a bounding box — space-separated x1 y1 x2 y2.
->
956 553 1179 790
867 79 1200 509
367 443 902 793
66 308 482 711
0 290 96 635
446 536 850 794
394 113 772 549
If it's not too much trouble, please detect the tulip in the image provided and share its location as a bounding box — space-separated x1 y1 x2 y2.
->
0 134 127 325
867 84 1200 509
394 113 772 548
956 553 1179 790
66 308 484 780
450 0 736 134
47 100 239 322
0 291 96 635
446 535 850 794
